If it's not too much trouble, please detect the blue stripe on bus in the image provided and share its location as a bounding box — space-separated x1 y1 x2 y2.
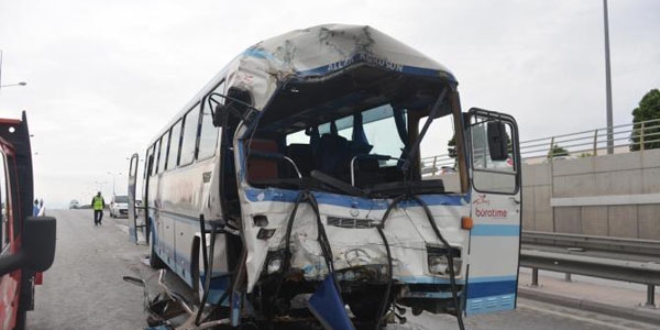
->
466 293 516 315
244 188 466 209
468 275 517 284
471 224 520 236
466 280 517 299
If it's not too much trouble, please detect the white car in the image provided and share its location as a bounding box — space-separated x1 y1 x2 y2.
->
109 195 129 218
68 200 80 209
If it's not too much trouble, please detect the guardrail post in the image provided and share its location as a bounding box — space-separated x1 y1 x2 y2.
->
640 122 645 151
549 137 555 163
531 268 539 287
431 156 438 176
593 130 598 156
646 285 656 308
565 273 572 282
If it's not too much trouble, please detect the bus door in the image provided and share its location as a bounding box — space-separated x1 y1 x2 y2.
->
464 108 521 316
128 153 147 244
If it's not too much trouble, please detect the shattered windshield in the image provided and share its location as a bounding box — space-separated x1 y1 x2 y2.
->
287 104 405 168
245 68 457 196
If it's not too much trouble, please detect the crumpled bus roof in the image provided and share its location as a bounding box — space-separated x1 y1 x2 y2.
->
243 24 456 83
154 24 456 145
223 24 456 111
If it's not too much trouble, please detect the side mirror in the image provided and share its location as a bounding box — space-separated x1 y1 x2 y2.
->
487 121 508 161
23 216 57 272
212 104 225 127
0 216 56 276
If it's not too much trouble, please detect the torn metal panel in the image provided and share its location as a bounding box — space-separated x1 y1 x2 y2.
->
241 189 470 291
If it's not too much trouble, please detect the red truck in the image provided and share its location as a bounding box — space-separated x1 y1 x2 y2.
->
0 112 56 330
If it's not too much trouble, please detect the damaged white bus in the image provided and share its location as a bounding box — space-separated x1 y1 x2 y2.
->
130 24 521 330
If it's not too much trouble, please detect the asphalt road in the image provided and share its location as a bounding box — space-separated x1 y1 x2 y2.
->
25 210 659 330
27 209 156 330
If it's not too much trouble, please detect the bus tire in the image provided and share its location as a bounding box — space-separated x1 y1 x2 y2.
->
150 231 166 269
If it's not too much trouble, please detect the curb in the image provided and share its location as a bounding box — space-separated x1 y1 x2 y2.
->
518 286 660 325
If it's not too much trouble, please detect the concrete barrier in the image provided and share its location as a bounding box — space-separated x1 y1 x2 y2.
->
522 148 660 240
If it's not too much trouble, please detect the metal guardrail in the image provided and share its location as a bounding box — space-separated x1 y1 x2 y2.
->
522 230 660 257
421 118 660 175
520 231 660 307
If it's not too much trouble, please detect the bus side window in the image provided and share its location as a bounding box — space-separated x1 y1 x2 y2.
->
199 81 224 160
180 104 201 166
198 105 219 160
157 134 168 174
153 139 162 174
167 121 182 170
144 146 153 178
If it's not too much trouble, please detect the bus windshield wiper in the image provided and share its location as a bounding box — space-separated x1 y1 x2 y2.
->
401 87 448 175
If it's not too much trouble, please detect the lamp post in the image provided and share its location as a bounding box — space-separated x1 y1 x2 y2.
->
0 50 28 91
0 81 27 88
95 181 108 194
603 0 614 154
107 172 123 195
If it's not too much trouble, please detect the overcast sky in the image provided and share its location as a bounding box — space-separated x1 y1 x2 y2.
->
1 0 659 208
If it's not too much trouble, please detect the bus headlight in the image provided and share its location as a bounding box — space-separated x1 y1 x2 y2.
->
427 245 462 276
428 255 449 275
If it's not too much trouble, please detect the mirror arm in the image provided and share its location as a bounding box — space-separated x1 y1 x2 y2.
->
0 251 27 277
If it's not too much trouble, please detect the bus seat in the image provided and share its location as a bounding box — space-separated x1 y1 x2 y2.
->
317 133 351 178
286 144 313 177
353 157 384 188
246 139 279 182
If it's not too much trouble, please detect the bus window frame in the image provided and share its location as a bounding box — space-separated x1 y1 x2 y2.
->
179 103 202 167
166 120 183 171
153 139 161 175
198 80 225 162
144 146 153 178
156 136 168 175
467 112 521 196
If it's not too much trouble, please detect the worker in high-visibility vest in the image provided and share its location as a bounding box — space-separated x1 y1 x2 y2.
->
91 192 106 226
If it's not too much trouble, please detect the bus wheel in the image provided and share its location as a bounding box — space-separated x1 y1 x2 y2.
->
149 232 166 269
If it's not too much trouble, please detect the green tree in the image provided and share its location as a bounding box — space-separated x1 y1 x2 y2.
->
447 136 457 158
547 144 569 159
630 89 660 151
